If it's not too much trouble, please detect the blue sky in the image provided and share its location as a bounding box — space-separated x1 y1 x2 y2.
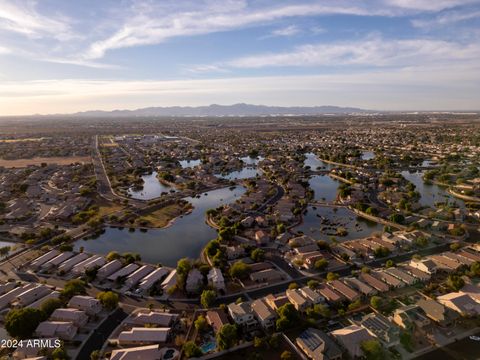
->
0 0 479 115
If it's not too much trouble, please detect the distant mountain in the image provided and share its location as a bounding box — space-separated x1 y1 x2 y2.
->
72 103 370 117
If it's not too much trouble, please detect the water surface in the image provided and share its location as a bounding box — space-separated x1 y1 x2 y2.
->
309 175 340 202
128 171 175 200
295 206 384 241
75 186 246 266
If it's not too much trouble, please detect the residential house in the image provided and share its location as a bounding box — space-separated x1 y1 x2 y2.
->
125 265 155 288
300 287 325 304
251 298 277 330
97 260 123 280
331 325 375 358
185 269 203 293
127 311 177 327
108 263 140 282
417 299 457 327
286 289 310 312
409 258 437 275
328 280 360 302
206 310 230 334
250 268 284 283
67 295 101 316
392 305 431 330
227 302 257 330
437 292 480 317
357 313 400 348
296 328 342 360
358 273 389 293
50 308 88 327
117 328 170 345
138 268 170 291
344 277 376 296
35 321 77 340
207 268 226 291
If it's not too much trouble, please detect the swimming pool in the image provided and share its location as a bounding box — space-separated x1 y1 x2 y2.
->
200 341 216 353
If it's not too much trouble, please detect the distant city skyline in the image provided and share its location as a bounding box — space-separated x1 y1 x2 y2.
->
1 0 480 115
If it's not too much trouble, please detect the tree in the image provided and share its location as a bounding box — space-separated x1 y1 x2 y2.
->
51 346 69 360
360 339 385 360
200 289 216 308
217 324 237 350
385 259 394 268
40 298 63 317
373 246 390 258
206 240 220 257
326 272 339 281
61 279 86 299
106 251 120 261
280 351 294 360
450 243 461 252
194 315 208 332
177 258 192 277
446 274 465 291
90 350 100 360
370 296 384 310
307 280 319 289
229 261 252 279
469 262 480 277
389 213 405 224
314 258 328 271
288 282 298 290
183 341 202 358
251 248 265 262
96 291 119 310
276 303 298 331
5 308 46 339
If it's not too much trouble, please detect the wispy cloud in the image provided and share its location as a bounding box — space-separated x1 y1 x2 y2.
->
0 0 74 40
412 9 480 28
224 36 480 68
83 1 400 60
270 25 300 37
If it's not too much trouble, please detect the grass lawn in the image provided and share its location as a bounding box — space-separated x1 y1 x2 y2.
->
138 203 192 228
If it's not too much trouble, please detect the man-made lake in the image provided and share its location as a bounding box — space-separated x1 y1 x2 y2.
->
128 171 175 200
74 186 246 266
215 168 262 180
304 153 334 171
309 175 340 202
179 159 201 168
295 206 384 241
361 151 375 160
401 171 465 209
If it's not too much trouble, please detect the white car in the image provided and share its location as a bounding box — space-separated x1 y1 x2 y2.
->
469 335 480 341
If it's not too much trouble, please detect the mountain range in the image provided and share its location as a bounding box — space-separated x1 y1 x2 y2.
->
72 103 370 117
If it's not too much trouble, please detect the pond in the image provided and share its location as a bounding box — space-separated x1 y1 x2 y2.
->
361 151 375 160
401 171 465 210
0 240 18 255
179 159 201 168
74 186 246 266
127 171 176 200
240 156 264 166
304 152 334 171
215 167 262 180
295 206 384 241
309 175 340 202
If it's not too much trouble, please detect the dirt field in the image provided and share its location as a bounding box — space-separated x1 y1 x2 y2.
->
0 156 92 168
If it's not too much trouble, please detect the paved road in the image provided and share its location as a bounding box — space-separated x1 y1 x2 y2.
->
75 308 128 360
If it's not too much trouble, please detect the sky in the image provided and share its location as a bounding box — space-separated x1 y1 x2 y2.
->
0 0 480 115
